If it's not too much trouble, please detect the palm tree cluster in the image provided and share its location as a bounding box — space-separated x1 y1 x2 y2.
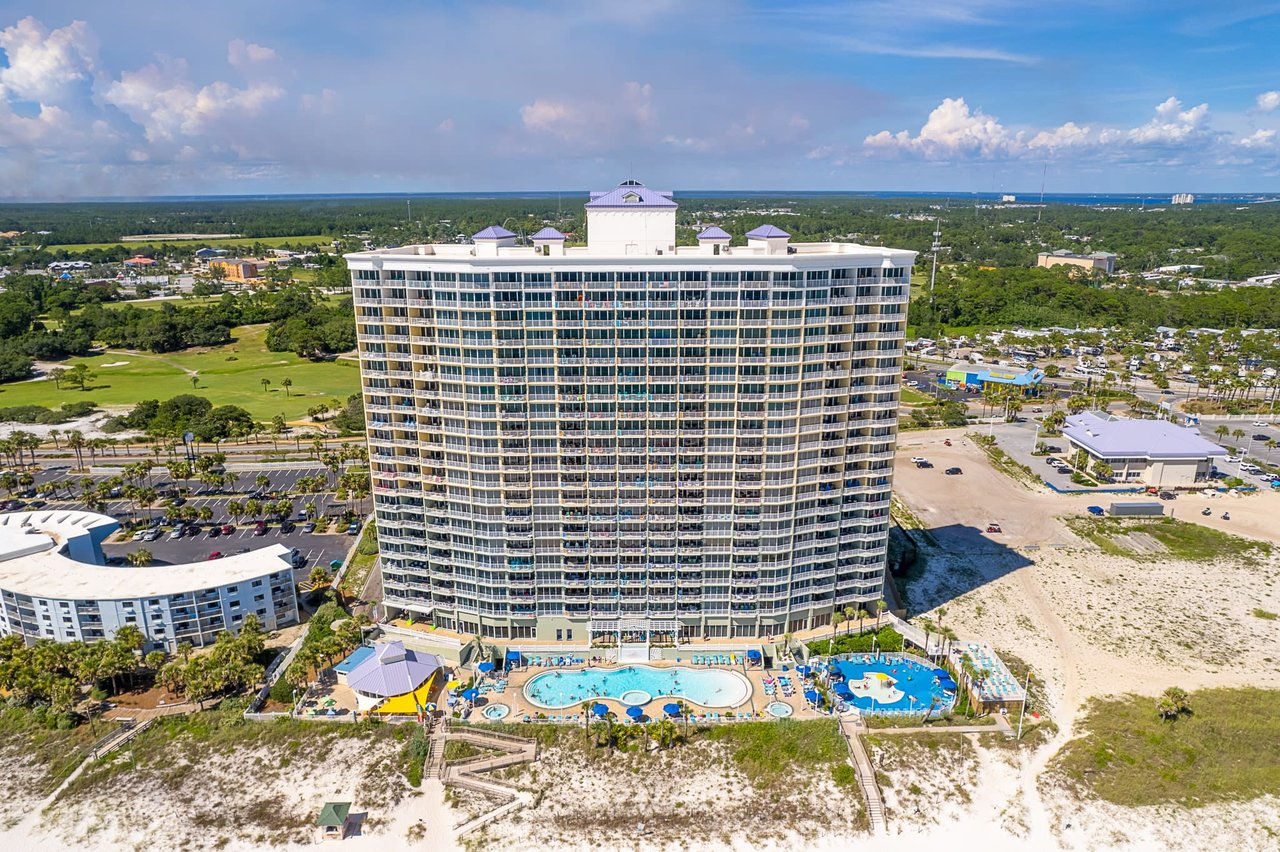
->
154 615 268 709
1156 686 1192 720
281 603 370 692
0 430 42 468
0 625 161 721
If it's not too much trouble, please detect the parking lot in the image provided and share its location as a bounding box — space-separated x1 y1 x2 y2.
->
103 524 357 585
32 464 334 497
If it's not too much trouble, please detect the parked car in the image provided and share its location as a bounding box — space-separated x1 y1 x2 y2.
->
1253 421 1269 428
169 496 186 507
28 500 46 509
910 457 928 464
280 520 296 534
302 521 317 534
143 529 162 542
207 551 223 560
916 461 933 469
1046 458 1062 466
346 522 360 535
1087 506 1105 516
1226 456 1241 464
289 548 305 568
1253 433 1270 442
944 467 963 475
132 530 147 542
1158 491 1176 500
208 527 220 538
1057 466 1074 475
221 524 235 535
168 530 184 541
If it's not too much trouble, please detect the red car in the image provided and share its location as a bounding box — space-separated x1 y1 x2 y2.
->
207 551 224 560
220 524 235 535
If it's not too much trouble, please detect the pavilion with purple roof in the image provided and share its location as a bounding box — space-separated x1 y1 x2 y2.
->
338 641 444 713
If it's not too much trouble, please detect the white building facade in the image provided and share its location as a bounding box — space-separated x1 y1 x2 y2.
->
348 181 914 644
0 511 299 652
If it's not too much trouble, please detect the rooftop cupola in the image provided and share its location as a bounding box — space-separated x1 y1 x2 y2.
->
531 226 567 256
472 225 517 256
584 179 677 255
746 224 790 255
696 226 731 255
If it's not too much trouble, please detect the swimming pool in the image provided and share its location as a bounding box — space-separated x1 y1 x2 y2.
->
830 654 956 715
524 665 751 709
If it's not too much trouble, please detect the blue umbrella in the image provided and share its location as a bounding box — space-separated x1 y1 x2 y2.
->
592 703 609 717
932 668 949 678
477 661 495 673
833 682 854 697
939 678 957 690
796 665 812 676
746 649 762 660
461 688 479 702
804 689 820 703
663 702 681 716
626 705 643 720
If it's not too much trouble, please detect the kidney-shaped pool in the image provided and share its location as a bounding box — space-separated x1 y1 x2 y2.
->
524 665 752 709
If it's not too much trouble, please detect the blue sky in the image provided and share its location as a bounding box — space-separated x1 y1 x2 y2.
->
2 0 1279 197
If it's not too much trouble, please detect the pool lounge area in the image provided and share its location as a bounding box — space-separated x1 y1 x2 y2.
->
827 653 957 716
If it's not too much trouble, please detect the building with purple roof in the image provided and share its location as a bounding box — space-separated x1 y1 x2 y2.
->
346 180 915 647
1062 411 1226 486
339 641 443 711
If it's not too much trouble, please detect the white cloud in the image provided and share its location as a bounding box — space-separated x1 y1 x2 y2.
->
864 97 1021 157
520 81 654 145
227 39 276 67
860 96 1224 162
1256 91 1280 112
103 59 284 143
0 16 96 102
1237 128 1276 148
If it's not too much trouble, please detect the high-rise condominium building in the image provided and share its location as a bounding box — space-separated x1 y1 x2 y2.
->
349 181 914 645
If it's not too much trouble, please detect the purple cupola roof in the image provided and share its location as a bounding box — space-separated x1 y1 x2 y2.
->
585 180 677 209
745 224 790 239
697 226 731 241
472 225 517 240
346 641 442 698
530 227 567 241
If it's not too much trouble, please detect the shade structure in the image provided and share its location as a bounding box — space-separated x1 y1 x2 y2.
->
626 705 644 719
939 678 957 690
933 668 950 678
477 661 495 673
445 680 461 690
804 689 820 703
663 702 682 716
505 650 523 661
833 682 854 697
592 703 609 717
796 665 812 676
461 688 479 701
746 649 762 660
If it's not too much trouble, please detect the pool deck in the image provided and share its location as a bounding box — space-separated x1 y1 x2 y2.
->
461 659 827 724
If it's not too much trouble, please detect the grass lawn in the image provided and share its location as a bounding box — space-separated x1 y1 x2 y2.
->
900 387 935 406
1063 516 1273 562
0 324 360 421
45 235 332 252
1052 687 1280 807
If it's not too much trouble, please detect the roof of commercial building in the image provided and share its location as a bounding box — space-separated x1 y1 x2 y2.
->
530 227 566 241
1063 412 1227 460
345 641 442 698
945 364 1045 386
697 226 731 240
584 181 678 209
0 511 294 599
746 224 790 239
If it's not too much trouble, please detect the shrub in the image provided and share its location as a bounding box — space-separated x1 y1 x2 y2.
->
806 626 904 657
268 677 296 705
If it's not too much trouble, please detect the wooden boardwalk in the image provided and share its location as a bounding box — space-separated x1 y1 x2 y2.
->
431 723 539 837
838 717 886 835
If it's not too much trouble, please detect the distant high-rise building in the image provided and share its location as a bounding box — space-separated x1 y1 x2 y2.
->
348 181 915 646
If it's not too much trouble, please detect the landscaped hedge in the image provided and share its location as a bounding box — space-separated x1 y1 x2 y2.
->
805 626 904 657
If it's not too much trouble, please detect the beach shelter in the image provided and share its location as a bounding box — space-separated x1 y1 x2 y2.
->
477 661 495 674
592 702 609 717
804 689 820 704
626 706 644 721
461 688 479 702
663 702 681 717
505 650 523 669
316 801 353 841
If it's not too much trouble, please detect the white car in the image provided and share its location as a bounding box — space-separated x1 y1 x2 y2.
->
910 457 928 464
168 529 184 541
1226 455 1242 464
131 530 146 542
905 380 920 388
1253 421 1269 428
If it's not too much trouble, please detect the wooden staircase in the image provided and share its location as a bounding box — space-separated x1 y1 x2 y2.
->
839 717 887 834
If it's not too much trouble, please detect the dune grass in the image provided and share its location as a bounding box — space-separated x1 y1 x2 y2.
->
0 324 359 421
0 707 97 798
1051 687 1280 807
1064 516 1272 562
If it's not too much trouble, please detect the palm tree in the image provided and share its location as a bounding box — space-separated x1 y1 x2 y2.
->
282 377 293 397
1156 686 1191 720
67 430 86 470
126 549 152 566
261 378 271 393
48 428 61 450
190 375 200 390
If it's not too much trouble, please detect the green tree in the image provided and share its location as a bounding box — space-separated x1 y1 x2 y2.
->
281 377 293 397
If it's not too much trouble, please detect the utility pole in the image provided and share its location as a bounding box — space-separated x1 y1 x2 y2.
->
1016 669 1032 739
929 218 942 303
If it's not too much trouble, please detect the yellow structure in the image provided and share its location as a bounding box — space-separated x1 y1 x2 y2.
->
208 258 260 282
370 670 438 716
